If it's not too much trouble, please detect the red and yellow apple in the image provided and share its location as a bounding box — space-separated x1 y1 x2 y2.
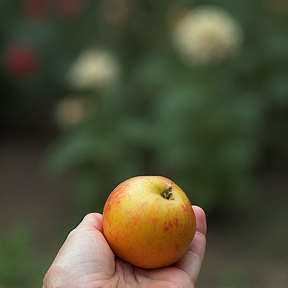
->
103 175 196 269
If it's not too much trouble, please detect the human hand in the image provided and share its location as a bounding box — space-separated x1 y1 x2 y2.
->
43 206 206 288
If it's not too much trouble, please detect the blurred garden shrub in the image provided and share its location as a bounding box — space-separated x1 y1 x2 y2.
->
1 0 288 212
0 222 46 287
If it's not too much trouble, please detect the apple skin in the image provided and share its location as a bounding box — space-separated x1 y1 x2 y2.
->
103 175 196 269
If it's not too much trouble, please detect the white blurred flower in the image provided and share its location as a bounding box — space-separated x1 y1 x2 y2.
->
171 5 244 65
67 49 120 90
54 96 90 129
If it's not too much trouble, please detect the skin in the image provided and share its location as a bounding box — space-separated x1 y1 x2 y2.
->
43 206 206 288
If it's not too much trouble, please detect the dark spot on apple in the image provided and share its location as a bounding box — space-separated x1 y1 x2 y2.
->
174 244 179 252
152 218 158 225
163 221 169 231
163 218 178 232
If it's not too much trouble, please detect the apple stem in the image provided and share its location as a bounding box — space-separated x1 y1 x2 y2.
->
161 187 174 200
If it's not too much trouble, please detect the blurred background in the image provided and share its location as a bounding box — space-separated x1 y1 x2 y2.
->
0 0 288 287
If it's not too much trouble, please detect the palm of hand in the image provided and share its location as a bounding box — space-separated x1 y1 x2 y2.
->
44 209 206 288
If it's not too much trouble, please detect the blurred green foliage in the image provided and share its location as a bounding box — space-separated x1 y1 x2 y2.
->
1 0 288 215
0 222 46 288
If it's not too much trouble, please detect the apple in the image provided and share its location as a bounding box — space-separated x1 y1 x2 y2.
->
103 175 196 269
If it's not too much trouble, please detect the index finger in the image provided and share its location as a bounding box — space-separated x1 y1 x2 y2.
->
174 205 207 282
193 205 207 236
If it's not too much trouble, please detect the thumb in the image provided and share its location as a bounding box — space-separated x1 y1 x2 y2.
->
77 213 104 233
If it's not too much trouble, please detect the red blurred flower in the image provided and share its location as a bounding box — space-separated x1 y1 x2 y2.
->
23 0 87 20
58 0 87 16
3 43 38 78
24 0 50 20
